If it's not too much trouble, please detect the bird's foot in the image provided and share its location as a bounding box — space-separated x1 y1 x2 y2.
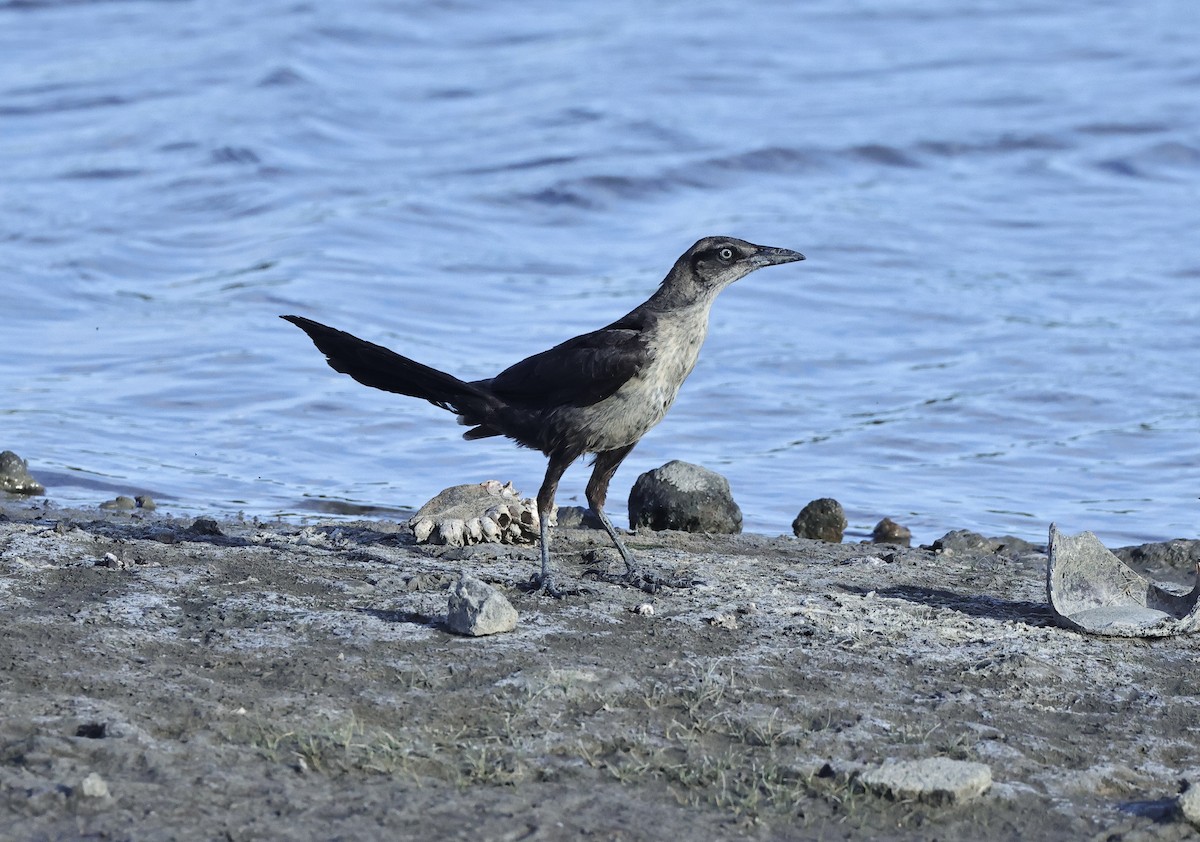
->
523 574 592 598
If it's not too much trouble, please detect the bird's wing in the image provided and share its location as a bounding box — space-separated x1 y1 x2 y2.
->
484 314 650 409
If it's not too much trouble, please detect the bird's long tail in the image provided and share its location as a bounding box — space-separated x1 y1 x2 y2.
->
281 315 497 417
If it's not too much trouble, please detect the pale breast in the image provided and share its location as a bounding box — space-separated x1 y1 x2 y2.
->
556 302 711 453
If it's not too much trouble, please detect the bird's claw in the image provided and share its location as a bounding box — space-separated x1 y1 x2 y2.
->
525 575 593 598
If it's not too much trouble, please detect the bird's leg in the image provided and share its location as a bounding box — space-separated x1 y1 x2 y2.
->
534 452 572 595
585 446 699 592
585 445 639 575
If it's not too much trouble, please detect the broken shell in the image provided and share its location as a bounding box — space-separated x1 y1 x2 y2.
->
411 518 436 543
1047 524 1200 637
409 481 546 547
480 517 503 543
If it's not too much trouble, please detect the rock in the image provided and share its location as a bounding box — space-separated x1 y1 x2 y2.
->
187 517 224 536
872 517 911 546
628 461 742 534
860 757 991 806
446 575 518 636
792 498 846 542
135 495 157 510
0 450 44 495
100 496 137 511
706 612 739 630
554 506 603 530
1116 539 1200 573
79 772 109 798
932 529 993 554
1179 782 1200 827
990 535 1040 556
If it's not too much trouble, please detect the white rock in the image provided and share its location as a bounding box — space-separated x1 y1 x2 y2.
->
1179 783 1200 827
80 772 109 798
446 575 518 636
861 757 991 805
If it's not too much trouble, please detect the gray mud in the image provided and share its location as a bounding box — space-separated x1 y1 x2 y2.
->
2 500 1198 840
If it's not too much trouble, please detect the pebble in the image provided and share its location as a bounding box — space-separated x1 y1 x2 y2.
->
446 574 518 636
860 757 992 805
79 772 109 798
872 517 912 547
792 498 846 542
628 460 742 534
187 517 224 536
706 612 739 630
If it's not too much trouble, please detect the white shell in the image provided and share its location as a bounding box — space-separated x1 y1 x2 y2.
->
408 481 550 547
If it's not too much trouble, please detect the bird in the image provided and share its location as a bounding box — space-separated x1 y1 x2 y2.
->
282 235 804 593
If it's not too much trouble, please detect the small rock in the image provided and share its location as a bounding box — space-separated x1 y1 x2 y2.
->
554 506 604 530
97 552 127 570
792 498 847 542
633 603 655 616
99 495 137 511
628 461 742 534
187 517 224 536
79 772 109 798
1179 782 1200 827
0 450 45 495
860 757 991 806
446 575 518 636
706 612 739 630
872 517 912 547
932 529 993 554
135 495 157 510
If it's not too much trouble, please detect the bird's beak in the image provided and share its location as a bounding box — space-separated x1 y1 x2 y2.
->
750 246 806 267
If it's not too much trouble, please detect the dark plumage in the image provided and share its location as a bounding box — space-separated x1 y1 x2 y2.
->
282 235 804 592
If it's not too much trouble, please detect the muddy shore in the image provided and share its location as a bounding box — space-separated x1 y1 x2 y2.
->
2 498 1198 841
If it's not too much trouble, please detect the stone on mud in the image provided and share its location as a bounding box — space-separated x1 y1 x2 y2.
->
627 460 742 534
860 757 992 806
446 574 518 636
792 498 846 543
80 772 110 799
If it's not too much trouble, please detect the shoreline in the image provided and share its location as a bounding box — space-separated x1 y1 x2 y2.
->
2 501 1199 839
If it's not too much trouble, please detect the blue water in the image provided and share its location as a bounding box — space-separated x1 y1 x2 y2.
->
3 0 1198 547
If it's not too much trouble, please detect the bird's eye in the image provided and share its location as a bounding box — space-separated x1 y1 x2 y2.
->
718 247 734 262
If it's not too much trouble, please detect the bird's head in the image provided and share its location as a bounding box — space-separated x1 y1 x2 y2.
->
678 236 805 294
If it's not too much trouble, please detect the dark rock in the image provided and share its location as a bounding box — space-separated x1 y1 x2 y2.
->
932 530 1041 557
1116 539 1200 573
990 535 1040 556
187 517 224 536
932 529 993 554
628 461 742 534
792 498 846 542
0 450 45 495
872 517 912 547
555 505 603 530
